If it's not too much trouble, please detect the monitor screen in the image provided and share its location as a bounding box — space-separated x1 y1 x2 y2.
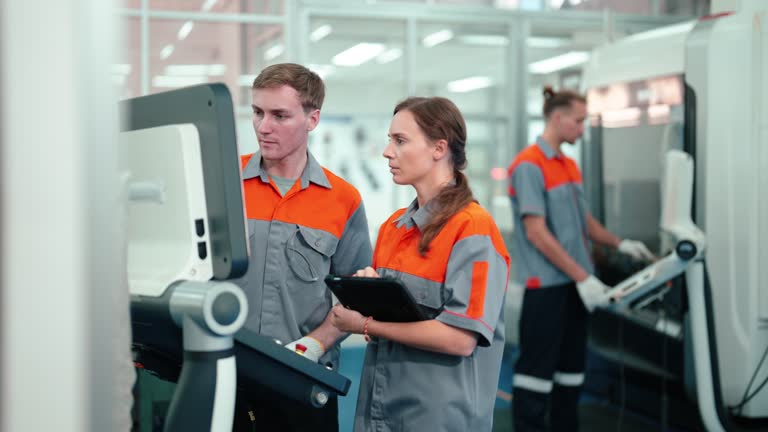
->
119 83 248 280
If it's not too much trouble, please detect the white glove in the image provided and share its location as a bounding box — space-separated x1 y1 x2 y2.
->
284 336 325 362
576 275 610 313
618 239 655 262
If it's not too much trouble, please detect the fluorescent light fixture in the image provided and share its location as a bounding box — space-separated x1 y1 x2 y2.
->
550 0 566 8
528 51 589 74
111 64 131 75
160 44 175 60
459 35 508 46
570 0 583 5
308 64 336 79
152 75 208 88
332 43 385 67
422 29 453 48
495 0 520 9
165 64 226 76
375 48 402 64
447 76 492 93
527 36 567 48
310 24 332 42
239 75 256 87
177 21 194 41
201 0 217 12
264 44 285 61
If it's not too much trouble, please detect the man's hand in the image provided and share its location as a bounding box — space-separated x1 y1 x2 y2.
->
618 239 655 262
576 275 610 313
284 336 325 362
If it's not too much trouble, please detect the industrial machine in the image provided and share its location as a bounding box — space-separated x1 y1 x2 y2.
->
582 1 767 430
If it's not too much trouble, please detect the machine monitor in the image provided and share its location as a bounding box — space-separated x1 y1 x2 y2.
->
119 83 248 281
121 84 350 420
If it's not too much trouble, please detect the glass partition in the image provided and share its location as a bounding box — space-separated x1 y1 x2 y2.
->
305 17 408 239
413 21 511 223
117 1 687 239
114 17 140 100
125 0 286 14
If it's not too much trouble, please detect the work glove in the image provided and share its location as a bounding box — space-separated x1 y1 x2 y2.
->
284 336 325 362
618 239 655 262
576 275 610 313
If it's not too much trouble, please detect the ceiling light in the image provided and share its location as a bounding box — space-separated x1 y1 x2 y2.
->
160 44 174 60
527 36 567 48
201 0 217 12
332 43 386 67
164 64 226 76
375 48 402 64
310 25 332 42
152 75 208 88
495 0 521 9
422 29 453 48
447 76 492 93
528 51 589 74
459 35 508 46
177 21 194 41
264 44 285 61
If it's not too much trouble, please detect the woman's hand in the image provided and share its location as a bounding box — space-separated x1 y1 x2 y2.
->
354 266 380 277
330 304 367 334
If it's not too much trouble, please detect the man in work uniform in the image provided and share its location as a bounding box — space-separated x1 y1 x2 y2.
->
508 86 654 431
234 63 372 431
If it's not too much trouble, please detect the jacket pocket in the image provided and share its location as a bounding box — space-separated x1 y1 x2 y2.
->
285 225 338 283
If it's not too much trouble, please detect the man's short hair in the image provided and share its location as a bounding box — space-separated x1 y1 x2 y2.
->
542 85 586 119
252 63 325 112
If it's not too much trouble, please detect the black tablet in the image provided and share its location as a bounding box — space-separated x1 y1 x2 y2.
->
324 275 428 322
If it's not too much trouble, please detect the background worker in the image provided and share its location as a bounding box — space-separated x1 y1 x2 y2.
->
508 86 654 431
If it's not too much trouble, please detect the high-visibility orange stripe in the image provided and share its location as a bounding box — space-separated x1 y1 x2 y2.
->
507 144 582 192
240 154 362 238
374 203 510 283
453 204 512 263
467 261 489 318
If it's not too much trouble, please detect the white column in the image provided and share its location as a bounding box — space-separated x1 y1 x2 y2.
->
0 0 131 431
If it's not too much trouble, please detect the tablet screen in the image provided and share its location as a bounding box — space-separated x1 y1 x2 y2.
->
324 275 428 322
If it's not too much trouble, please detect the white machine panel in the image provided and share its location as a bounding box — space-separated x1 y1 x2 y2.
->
583 21 693 90
585 2 768 421
120 124 213 297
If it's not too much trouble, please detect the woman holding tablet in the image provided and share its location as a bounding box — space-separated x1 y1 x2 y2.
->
330 96 510 432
